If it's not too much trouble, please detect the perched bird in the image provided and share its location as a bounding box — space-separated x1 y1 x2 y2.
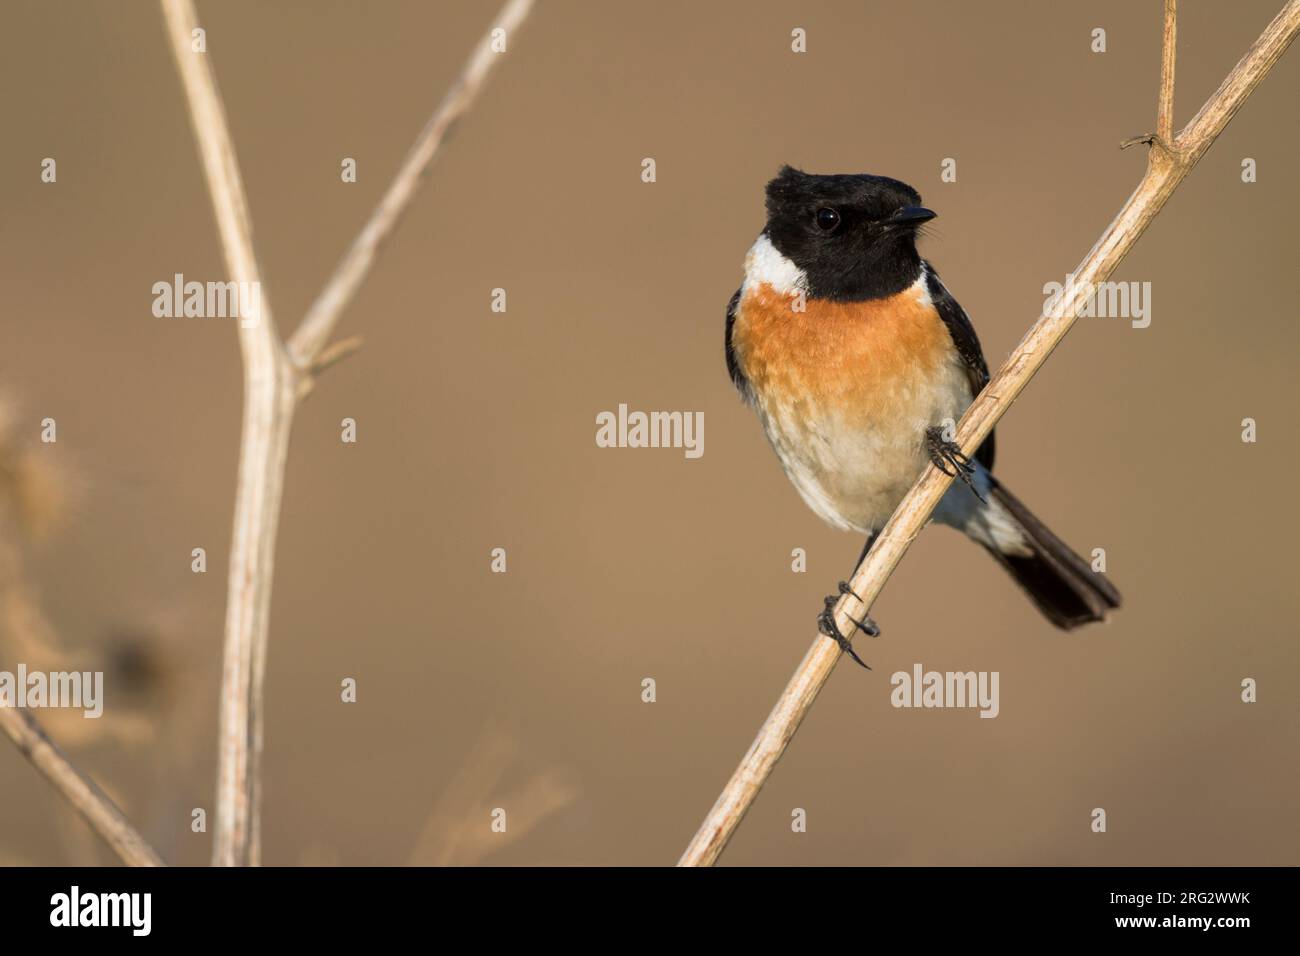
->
725 167 1119 667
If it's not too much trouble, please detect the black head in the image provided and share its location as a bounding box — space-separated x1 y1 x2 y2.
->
764 166 935 301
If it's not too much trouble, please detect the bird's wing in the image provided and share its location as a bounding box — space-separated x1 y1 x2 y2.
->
924 263 996 471
724 286 750 399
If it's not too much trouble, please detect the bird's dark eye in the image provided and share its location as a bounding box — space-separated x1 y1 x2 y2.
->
815 207 840 232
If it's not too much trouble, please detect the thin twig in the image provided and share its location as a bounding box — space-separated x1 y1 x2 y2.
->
678 0 1300 867
287 0 537 368
0 707 164 866
160 0 534 865
1157 0 1178 143
298 336 365 400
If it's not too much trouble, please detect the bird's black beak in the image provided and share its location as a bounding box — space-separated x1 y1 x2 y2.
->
888 206 937 226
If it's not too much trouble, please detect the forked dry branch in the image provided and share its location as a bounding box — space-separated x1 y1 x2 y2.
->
159 0 535 867
5 0 533 871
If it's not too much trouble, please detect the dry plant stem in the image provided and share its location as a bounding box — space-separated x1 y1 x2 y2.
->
160 0 534 865
678 0 1300 867
160 0 294 867
1158 0 1178 142
0 707 164 866
288 0 536 366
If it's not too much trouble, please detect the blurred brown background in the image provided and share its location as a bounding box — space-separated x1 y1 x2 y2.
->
1 0 1297 866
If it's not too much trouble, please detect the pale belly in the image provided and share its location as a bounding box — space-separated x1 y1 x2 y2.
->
752 358 973 532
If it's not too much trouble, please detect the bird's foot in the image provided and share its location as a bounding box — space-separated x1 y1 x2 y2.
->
817 581 878 670
925 425 986 503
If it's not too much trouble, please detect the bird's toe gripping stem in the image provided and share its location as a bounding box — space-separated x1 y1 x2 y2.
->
925 425 986 504
818 581 878 670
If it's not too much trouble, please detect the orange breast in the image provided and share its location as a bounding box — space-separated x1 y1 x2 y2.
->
732 282 956 418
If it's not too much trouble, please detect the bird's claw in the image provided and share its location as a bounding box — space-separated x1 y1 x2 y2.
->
926 426 986 504
818 581 878 669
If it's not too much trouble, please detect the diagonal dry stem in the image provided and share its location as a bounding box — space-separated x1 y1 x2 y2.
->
0 707 164 866
288 0 536 367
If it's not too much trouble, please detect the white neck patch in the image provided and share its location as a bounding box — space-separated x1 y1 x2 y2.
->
914 260 935 307
742 233 808 296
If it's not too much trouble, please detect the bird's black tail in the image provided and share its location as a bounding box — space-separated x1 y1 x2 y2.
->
982 477 1121 630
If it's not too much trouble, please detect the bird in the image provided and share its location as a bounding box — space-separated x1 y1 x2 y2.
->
725 166 1120 668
